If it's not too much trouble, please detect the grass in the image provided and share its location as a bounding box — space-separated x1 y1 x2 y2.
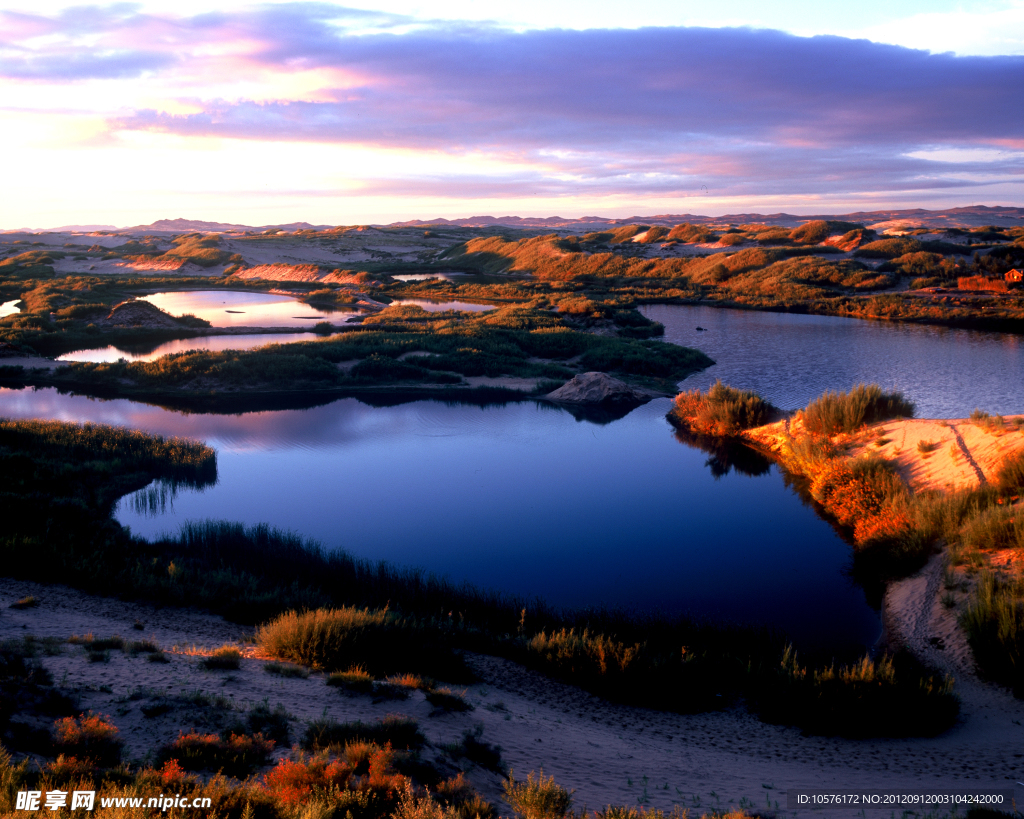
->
801 384 915 436
750 646 959 737
995 447 1024 493
669 380 775 436
326 666 375 694
8 596 37 610
302 714 424 752
51 712 123 767
157 730 275 778
201 646 242 671
255 608 463 679
442 725 504 772
503 770 573 819
425 688 473 713
263 660 309 678
960 572 1024 697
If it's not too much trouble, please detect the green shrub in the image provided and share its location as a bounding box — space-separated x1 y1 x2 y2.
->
326 665 375 694
802 384 914 436
263 660 309 678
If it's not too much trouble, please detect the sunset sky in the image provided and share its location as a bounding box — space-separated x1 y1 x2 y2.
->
2 0 1023 228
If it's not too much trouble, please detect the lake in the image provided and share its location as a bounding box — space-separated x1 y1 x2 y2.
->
7 304 1022 650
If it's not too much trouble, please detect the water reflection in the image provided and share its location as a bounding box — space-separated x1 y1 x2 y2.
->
58 333 314 363
671 427 773 479
0 300 21 318
391 299 495 313
140 291 356 328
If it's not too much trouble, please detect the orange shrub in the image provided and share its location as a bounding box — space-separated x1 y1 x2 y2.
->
52 713 122 767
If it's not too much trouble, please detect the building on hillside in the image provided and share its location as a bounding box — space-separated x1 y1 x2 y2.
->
1006 268 1023 282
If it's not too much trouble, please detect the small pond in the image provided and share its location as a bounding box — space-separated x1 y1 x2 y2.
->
390 299 495 313
57 333 315 363
0 300 21 318
140 291 356 328
644 304 1024 417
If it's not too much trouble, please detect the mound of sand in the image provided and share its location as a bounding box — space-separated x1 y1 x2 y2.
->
545 372 651 404
97 300 185 329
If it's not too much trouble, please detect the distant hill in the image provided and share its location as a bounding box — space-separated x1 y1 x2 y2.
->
390 206 1024 230
127 218 334 233
12 205 1024 235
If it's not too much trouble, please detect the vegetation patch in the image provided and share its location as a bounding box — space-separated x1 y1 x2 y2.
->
751 647 959 737
669 380 776 436
801 384 915 436
302 715 424 752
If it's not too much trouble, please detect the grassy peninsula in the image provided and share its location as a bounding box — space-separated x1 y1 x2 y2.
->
670 383 1024 697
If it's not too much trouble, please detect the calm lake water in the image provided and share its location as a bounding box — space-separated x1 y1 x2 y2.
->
140 291 355 328
57 333 314 363
644 304 1024 417
0 385 878 649
8 304 1021 649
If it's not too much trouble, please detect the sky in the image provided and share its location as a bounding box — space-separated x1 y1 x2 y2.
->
1 0 1023 227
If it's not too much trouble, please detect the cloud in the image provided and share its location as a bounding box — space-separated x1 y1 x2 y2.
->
3 4 1023 202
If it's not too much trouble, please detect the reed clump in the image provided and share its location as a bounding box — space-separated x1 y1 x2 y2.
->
254 608 460 678
752 646 959 737
960 572 1024 697
995 447 1024 493
302 715 424 752
801 384 914 436
157 730 274 778
669 380 775 436
503 770 573 819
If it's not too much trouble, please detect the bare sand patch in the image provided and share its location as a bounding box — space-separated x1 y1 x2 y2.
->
848 417 1024 492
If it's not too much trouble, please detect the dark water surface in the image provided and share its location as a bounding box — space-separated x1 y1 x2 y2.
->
0 386 878 649
644 304 1024 417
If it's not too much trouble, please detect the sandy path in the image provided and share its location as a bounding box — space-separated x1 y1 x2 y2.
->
3 578 1023 816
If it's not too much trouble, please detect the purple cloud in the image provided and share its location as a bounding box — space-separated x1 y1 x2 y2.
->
3 4 1023 200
